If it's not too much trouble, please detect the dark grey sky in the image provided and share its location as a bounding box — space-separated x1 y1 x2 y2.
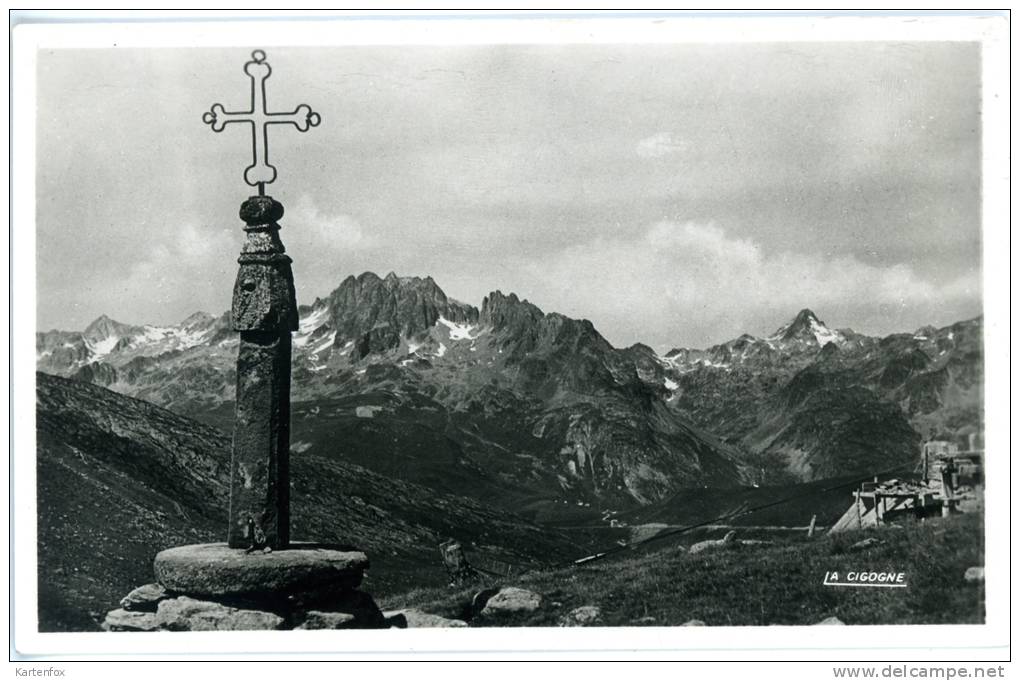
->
36 42 982 349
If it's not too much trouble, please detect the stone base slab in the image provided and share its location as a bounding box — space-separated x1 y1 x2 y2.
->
153 542 368 598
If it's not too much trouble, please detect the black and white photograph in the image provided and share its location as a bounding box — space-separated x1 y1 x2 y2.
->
10 10 1011 665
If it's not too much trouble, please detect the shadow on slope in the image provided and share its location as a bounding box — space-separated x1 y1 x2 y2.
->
35 372 585 631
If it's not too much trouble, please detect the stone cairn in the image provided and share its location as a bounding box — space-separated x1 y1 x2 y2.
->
103 50 384 632
103 542 384 632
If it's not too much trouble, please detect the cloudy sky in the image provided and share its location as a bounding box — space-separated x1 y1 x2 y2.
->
35 41 982 350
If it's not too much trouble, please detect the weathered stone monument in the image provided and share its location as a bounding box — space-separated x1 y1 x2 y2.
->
103 50 384 631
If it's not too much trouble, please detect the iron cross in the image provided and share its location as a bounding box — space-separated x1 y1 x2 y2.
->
203 49 320 192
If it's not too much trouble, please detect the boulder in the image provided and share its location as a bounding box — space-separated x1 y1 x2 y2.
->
630 616 657 625
155 596 285 631
480 587 542 616
102 608 160 632
119 583 168 611
964 566 984 583
295 611 357 630
383 609 468 628
814 616 845 625
294 589 387 629
689 531 737 554
558 605 601 627
850 538 882 551
153 543 367 598
682 619 706 626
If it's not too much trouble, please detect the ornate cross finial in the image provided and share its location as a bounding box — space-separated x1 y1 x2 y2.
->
203 49 320 192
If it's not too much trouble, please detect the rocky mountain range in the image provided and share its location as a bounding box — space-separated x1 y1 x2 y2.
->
659 309 982 484
37 272 983 504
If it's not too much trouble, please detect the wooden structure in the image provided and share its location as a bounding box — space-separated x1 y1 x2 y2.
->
829 446 984 534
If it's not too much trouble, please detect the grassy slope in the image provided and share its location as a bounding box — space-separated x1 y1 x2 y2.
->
383 513 984 626
35 373 588 631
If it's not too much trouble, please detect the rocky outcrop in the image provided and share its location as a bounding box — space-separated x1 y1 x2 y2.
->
296 611 357 629
558 605 601 627
689 530 736 555
119 583 168 611
72 361 118 387
102 609 160 632
329 272 478 351
479 586 543 616
155 596 286 631
384 609 468 628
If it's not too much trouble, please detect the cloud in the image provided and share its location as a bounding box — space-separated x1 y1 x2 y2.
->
520 221 981 349
286 194 374 249
635 132 686 159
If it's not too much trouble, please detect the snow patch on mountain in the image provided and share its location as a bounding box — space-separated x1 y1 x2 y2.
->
293 307 330 348
133 324 214 351
438 316 476 341
807 317 841 346
88 335 121 359
309 332 336 356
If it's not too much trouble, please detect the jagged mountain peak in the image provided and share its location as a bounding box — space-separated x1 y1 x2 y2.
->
83 314 138 342
774 308 822 333
320 272 478 359
481 290 544 331
84 313 116 333
770 308 842 347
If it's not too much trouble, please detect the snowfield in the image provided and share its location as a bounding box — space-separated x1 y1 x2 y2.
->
438 316 476 341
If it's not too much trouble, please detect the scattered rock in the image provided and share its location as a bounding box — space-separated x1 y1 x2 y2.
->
964 566 984 583
682 619 706 626
480 587 543 616
739 540 772 546
286 586 385 626
384 612 408 628
631 616 657 625
849 538 882 551
153 543 367 598
689 530 737 554
558 605 601 627
383 609 468 628
119 583 168 611
295 611 357 630
155 596 285 631
814 616 845 626
102 608 160 632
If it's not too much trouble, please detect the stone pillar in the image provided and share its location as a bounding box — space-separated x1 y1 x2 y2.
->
227 195 298 550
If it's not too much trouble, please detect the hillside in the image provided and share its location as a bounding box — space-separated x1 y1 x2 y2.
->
384 513 985 626
36 372 589 632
